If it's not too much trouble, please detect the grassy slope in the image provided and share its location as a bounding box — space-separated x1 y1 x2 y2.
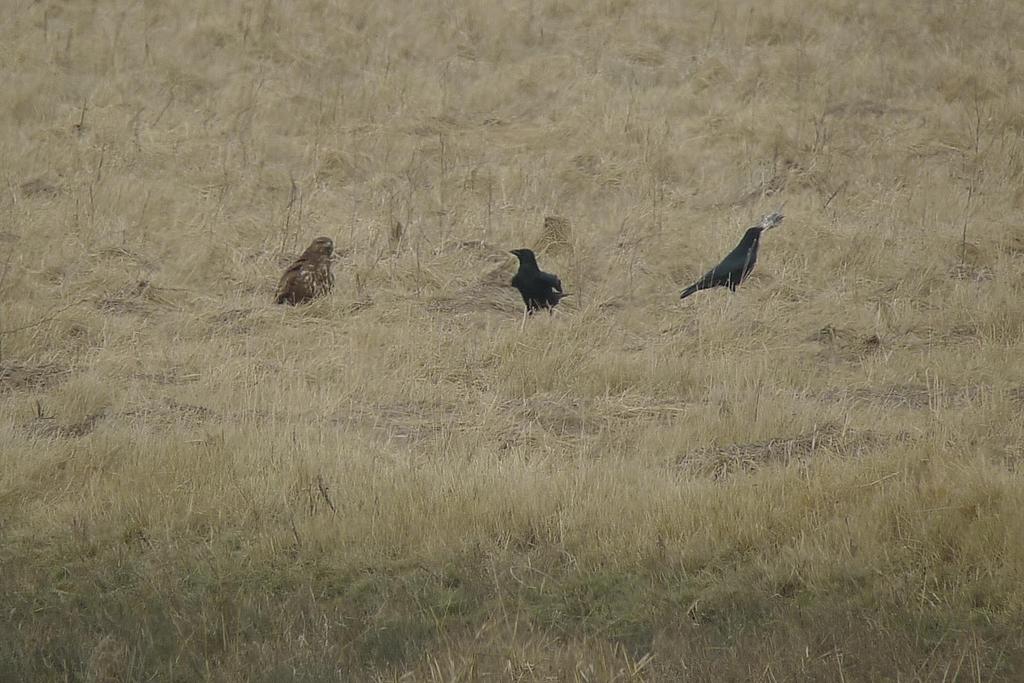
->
2 0 1024 679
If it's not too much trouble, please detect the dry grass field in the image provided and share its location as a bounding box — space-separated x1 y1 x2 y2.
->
3 0 1024 679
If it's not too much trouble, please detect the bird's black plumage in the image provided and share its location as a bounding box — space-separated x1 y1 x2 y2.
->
510 248 565 314
680 212 784 300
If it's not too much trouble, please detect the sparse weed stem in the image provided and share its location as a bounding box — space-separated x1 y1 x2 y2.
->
0 236 13 365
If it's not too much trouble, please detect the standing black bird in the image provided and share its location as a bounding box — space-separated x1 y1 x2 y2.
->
510 248 566 314
679 211 784 300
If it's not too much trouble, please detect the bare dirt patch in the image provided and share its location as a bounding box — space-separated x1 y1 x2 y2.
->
820 383 990 409
27 410 105 439
677 424 904 478
19 177 60 198
122 398 215 426
0 362 70 391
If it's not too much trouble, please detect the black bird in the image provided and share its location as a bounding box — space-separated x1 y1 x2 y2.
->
510 248 566 314
679 211 784 300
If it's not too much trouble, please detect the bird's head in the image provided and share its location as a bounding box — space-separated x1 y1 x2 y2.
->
741 226 766 244
742 210 785 244
305 237 335 260
509 248 538 266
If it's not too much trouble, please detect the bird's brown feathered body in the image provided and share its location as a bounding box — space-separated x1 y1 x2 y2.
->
275 237 336 305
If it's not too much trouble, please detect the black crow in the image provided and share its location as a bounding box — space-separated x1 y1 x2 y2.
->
510 248 566 314
679 211 784 300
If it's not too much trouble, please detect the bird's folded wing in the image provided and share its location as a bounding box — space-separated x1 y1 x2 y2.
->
539 272 563 292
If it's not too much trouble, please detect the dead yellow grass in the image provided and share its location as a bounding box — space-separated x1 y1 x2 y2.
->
2 0 1024 679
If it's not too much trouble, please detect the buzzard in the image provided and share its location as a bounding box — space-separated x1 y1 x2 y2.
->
275 237 336 305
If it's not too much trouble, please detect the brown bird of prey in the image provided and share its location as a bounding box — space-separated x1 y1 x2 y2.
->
274 237 336 305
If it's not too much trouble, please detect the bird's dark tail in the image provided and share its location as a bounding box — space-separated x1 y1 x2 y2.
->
679 284 700 300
